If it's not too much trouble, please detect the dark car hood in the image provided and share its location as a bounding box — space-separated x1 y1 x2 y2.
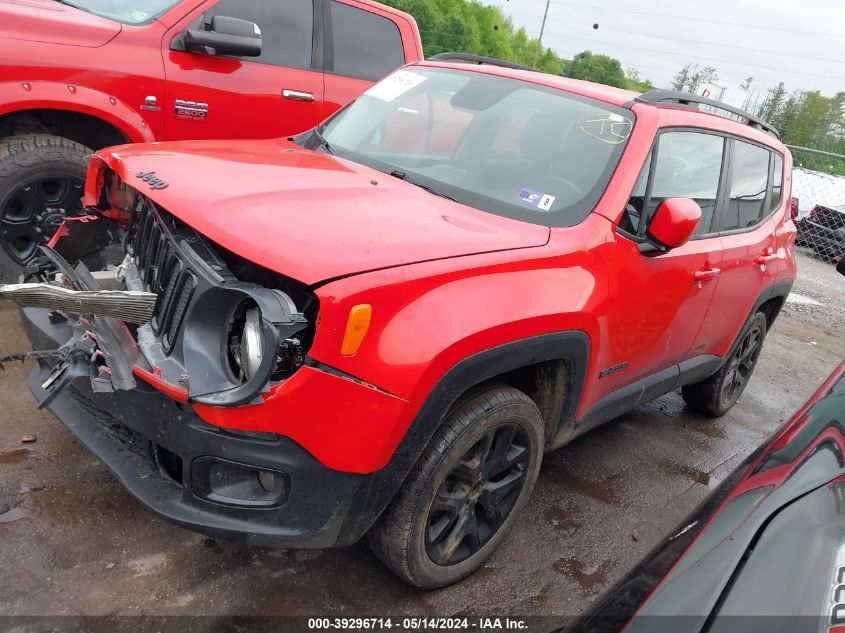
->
570 362 845 633
89 138 551 285
0 0 121 47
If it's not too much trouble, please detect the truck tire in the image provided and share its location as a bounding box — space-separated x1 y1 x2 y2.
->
367 385 544 588
0 134 90 281
682 312 768 417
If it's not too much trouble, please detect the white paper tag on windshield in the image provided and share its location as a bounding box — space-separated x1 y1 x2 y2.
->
365 70 427 102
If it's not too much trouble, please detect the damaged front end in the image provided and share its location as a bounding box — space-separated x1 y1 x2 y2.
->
4 164 317 410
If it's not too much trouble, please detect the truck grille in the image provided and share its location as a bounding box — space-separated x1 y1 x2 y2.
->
131 202 196 352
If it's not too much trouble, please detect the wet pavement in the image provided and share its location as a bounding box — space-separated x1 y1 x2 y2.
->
0 249 842 621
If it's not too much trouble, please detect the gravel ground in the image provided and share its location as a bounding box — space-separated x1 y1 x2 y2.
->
0 249 842 628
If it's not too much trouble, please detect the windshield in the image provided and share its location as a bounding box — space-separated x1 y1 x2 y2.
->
60 0 180 24
320 66 635 227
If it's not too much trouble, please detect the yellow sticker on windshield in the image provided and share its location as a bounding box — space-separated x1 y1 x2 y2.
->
579 114 633 145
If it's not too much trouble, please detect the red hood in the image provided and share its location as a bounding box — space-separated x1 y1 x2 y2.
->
0 0 121 47
92 139 551 285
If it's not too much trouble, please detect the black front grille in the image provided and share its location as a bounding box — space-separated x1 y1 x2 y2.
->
131 202 196 352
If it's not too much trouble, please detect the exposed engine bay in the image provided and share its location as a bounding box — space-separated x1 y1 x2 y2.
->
1 181 318 410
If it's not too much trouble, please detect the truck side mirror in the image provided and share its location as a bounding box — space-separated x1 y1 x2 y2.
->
184 16 262 58
646 198 702 252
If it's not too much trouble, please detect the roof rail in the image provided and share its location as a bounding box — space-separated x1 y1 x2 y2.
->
636 89 780 139
426 52 537 73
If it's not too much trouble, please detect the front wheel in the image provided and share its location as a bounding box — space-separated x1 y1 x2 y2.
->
682 312 768 417
0 134 91 281
367 385 544 588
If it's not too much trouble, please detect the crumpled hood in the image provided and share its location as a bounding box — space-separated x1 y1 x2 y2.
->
91 138 551 285
0 0 121 47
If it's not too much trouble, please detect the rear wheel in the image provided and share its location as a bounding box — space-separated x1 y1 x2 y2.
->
0 134 90 281
367 385 544 588
682 312 767 417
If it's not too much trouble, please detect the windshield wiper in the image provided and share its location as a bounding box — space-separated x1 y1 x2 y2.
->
388 170 458 202
311 128 333 155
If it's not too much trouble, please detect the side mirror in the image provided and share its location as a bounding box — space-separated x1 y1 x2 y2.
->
185 16 262 58
837 255 845 277
646 198 702 251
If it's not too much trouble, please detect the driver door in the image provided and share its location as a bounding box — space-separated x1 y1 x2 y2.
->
597 130 727 400
162 0 324 140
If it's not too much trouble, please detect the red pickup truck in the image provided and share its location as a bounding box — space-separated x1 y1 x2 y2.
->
0 0 422 279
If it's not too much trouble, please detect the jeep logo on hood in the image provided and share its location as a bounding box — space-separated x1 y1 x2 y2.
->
135 171 169 190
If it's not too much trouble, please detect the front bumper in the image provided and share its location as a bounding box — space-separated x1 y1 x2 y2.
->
21 306 376 549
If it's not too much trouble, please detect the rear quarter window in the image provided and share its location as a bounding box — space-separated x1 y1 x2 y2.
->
721 140 771 231
330 1 406 81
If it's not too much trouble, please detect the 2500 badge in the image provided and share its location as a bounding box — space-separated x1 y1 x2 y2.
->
175 99 209 119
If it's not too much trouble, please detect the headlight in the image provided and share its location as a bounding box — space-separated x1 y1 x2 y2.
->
228 303 265 383
240 307 264 381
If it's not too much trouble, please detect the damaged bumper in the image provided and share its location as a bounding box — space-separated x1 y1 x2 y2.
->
21 306 372 549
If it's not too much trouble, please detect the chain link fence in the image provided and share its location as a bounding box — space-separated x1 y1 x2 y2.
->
788 145 845 265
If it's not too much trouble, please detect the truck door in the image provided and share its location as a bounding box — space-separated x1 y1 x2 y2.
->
321 0 412 119
162 0 325 140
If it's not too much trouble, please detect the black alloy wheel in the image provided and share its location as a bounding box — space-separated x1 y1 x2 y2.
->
682 311 768 417
425 423 530 566
720 324 763 407
367 385 544 588
0 134 91 281
0 175 85 265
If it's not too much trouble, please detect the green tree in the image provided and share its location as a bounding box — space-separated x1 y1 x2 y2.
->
381 1 645 90
624 67 653 92
671 63 719 93
568 51 626 88
758 82 786 123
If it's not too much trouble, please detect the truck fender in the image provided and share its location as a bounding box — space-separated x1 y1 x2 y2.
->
0 80 155 144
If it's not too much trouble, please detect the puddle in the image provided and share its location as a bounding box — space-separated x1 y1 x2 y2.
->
684 419 728 439
545 468 622 505
0 507 27 523
543 505 580 536
658 459 721 488
553 558 614 594
0 448 30 464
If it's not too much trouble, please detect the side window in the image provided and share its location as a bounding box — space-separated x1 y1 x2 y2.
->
330 1 405 81
206 0 313 69
624 132 725 237
720 141 770 231
770 154 784 212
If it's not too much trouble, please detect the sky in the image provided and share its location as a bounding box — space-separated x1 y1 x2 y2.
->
488 0 845 106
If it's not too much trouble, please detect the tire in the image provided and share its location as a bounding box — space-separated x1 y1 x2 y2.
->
682 312 768 417
0 134 91 281
367 385 544 588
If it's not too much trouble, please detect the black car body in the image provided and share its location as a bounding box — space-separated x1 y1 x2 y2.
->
797 205 845 262
570 356 845 633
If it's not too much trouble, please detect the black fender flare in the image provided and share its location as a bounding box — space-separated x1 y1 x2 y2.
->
336 330 590 545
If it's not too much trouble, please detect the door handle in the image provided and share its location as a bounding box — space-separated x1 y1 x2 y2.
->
282 89 315 102
754 253 778 265
694 268 721 283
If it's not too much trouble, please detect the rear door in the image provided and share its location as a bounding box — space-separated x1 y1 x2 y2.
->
162 0 325 140
693 139 781 358
321 0 410 119
600 130 726 397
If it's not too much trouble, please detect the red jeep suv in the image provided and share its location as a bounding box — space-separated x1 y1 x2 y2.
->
10 55 796 588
